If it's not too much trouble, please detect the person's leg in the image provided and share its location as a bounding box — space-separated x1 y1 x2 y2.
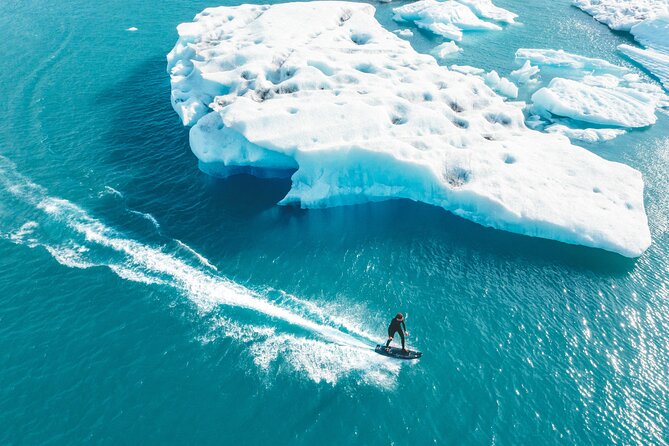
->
386 329 396 348
399 330 405 350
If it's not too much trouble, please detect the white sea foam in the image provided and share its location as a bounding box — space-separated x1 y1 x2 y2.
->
128 209 161 229
175 239 218 271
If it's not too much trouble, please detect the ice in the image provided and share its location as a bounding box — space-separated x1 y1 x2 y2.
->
431 41 461 61
629 16 669 53
483 70 518 98
510 60 540 84
517 49 666 128
454 0 517 24
392 0 511 40
619 16 669 91
572 0 669 92
572 0 668 31
620 44 669 91
449 64 485 75
167 2 651 257
515 48 628 76
393 28 414 37
531 77 659 127
545 124 626 143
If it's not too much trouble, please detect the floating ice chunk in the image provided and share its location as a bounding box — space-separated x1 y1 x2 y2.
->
531 77 659 127
431 41 462 60
515 48 628 76
517 48 666 130
629 16 669 54
392 0 502 40
616 17 669 91
510 60 540 84
455 0 517 24
619 44 669 91
449 64 484 75
393 28 414 37
483 70 518 98
545 124 626 143
168 2 651 256
572 0 669 31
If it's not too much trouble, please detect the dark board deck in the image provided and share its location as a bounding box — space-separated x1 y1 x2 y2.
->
375 344 422 360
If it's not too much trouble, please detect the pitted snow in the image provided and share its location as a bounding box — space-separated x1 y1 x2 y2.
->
167 2 651 256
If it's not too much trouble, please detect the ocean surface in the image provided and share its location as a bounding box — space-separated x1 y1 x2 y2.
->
1 0 667 444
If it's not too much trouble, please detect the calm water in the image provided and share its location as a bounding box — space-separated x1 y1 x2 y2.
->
1 0 667 444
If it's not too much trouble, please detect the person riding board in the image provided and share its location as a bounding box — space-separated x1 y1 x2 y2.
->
385 313 408 353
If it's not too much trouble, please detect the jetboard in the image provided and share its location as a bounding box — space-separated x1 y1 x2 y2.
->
375 344 422 360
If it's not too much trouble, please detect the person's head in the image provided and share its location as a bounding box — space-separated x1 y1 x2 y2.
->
395 313 404 321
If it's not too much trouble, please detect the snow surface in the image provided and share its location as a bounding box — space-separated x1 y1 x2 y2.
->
393 28 414 37
572 0 669 31
393 0 501 40
621 16 669 91
167 2 651 256
620 44 669 91
629 16 669 53
483 70 518 98
545 124 626 143
392 0 515 40
572 0 669 92
431 41 462 61
532 77 659 127
518 49 665 128
515 48 628 75
510 60 540 84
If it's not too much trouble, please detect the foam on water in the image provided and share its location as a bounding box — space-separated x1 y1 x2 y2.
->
0 156 400 386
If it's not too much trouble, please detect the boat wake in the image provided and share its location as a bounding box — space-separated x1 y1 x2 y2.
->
0 156 400 386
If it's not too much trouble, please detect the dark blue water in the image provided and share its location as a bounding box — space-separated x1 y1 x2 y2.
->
1 0 667 444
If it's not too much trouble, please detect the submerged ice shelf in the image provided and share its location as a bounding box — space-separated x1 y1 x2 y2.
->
167 2 651 257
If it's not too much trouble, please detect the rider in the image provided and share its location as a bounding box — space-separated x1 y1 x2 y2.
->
385 313 408 352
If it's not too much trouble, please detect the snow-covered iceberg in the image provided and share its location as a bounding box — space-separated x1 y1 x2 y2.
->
167 2 651 257
572 1 669 92
392 0 515 40
517 49 665 128
545 124 626 143
532 77 659 127
572 0 669 31
622 16 669 91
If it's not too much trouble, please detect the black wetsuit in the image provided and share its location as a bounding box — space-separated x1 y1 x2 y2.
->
386 317 406 349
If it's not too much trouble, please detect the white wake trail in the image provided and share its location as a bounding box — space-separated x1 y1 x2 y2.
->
0 156 399 385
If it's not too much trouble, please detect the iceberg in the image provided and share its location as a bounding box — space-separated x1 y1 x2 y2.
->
572 1 669 92
391 0 515 41
483 70 518 99
517 49 665 128
515 48 628 76
545 124 626 143
531 77 659 128
572 0 669 31
619 44 669 91
392 0 502 40
621 16 669 91
510 60 540 84
431 41 462 61
167 2 651 257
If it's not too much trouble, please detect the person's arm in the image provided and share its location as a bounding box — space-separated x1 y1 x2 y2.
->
401 320 406 333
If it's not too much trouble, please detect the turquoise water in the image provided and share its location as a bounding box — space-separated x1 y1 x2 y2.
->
1 0 668 444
